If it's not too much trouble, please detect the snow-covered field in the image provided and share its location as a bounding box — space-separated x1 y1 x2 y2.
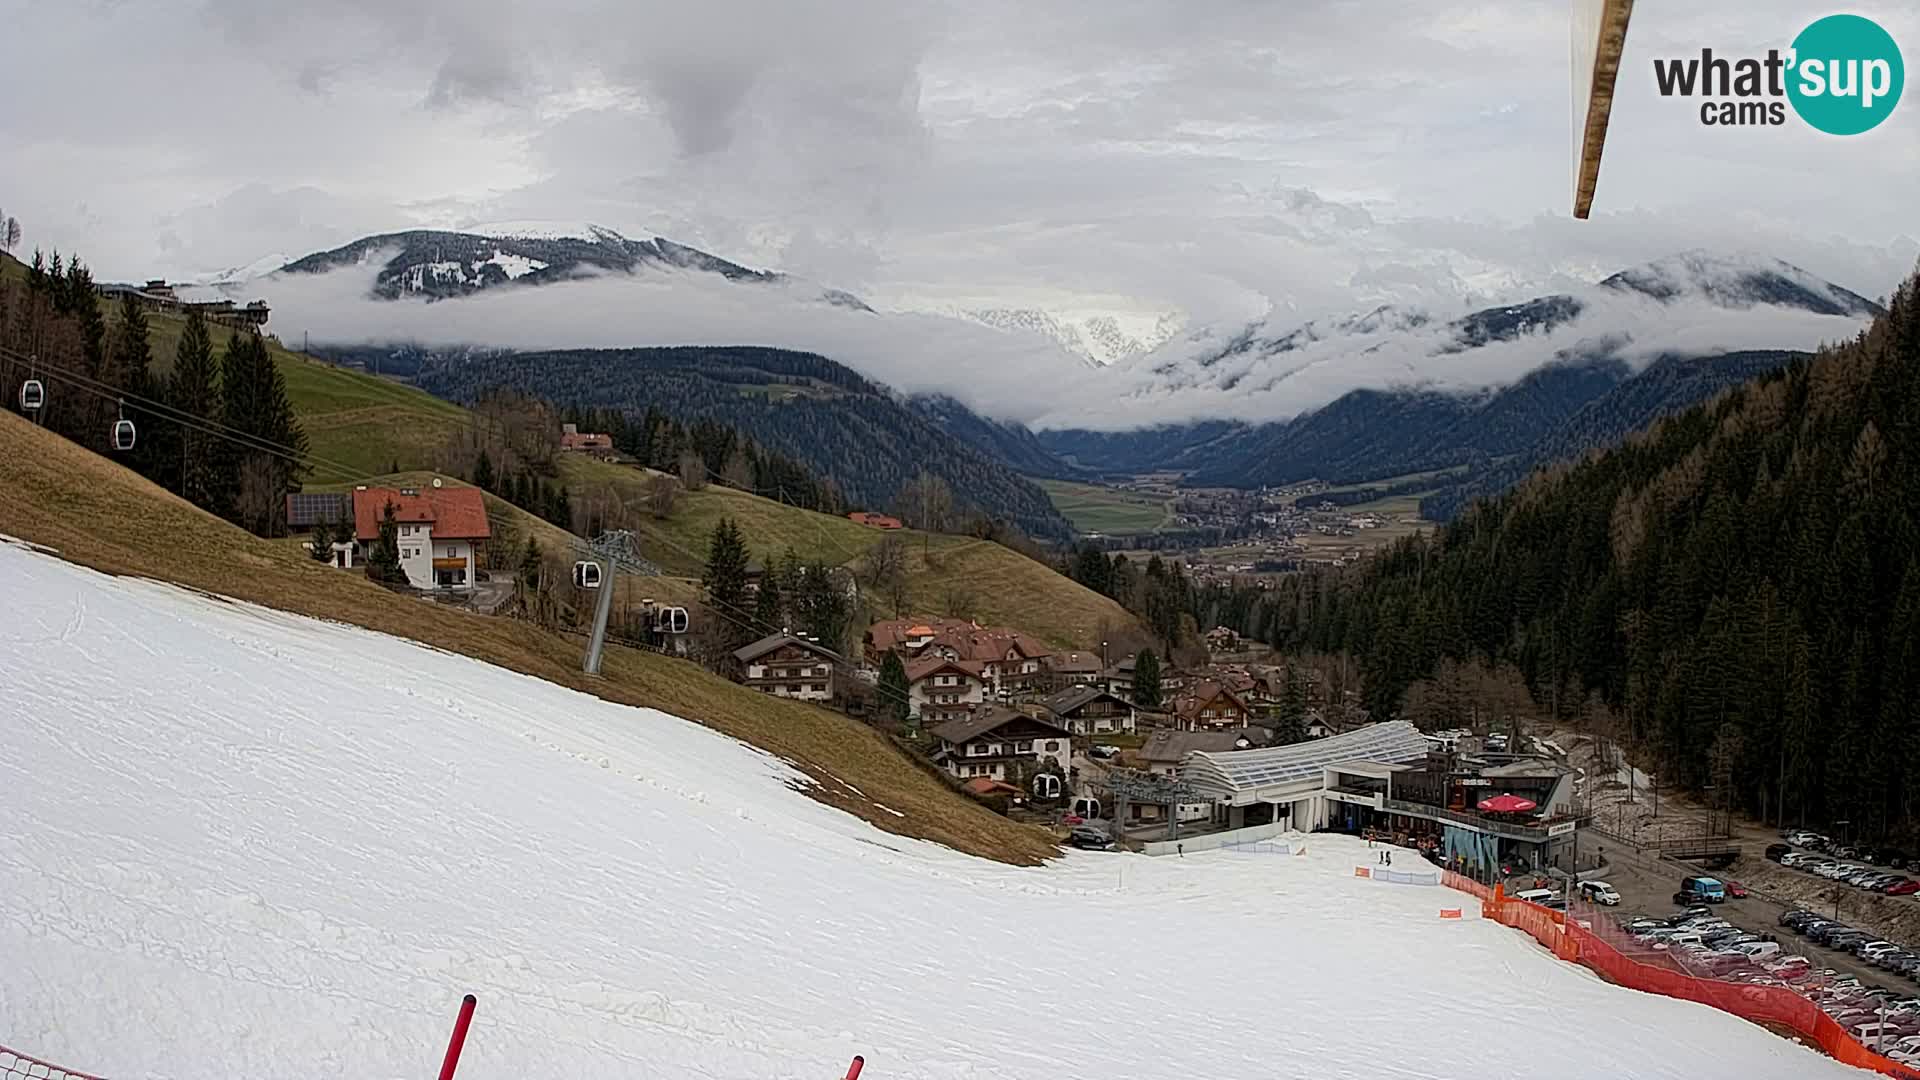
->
0 543 1862 1079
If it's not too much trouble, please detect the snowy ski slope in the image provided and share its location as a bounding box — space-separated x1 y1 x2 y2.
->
0 542 1863 1079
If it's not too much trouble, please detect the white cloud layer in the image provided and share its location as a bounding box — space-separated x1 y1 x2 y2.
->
5 0 1917 427
263 251 1879 431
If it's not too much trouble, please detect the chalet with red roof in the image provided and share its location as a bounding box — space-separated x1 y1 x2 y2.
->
905 657 987 725
559 423 613 455
847 511 903 530
865 616 1054 696
350 483 491 591
1171 680 1252 733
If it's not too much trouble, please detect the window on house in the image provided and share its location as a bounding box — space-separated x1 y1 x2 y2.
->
1016 741 1032 753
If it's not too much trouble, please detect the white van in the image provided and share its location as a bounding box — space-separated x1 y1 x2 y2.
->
1514 888 1559 905
1732 941 1782 960
1578 880 1622 905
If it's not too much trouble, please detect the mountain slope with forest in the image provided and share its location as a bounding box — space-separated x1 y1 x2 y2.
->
1419 350 1806 520
408 345 1077 540
1263 266 1920 836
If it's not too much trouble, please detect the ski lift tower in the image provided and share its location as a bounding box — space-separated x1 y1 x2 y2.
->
570 529 663 677
1107 769 1206 845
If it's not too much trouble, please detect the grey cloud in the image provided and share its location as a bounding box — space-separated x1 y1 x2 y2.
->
4 0 1913 421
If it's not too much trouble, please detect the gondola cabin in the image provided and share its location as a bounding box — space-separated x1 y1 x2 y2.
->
19 379 44 411
572 561 602 589
112 418 136 451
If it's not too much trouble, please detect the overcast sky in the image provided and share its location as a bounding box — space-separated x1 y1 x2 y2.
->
5 0 1916 425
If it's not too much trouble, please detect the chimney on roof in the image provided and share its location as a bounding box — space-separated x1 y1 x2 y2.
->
562 423 578 435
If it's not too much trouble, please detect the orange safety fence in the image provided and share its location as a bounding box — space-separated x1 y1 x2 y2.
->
1441 870 1492 901
1454 881 1920 1079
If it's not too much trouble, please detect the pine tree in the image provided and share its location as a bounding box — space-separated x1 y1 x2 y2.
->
796 560 850 654
169 309 220 510
309 517 334 561
364 502 411 586
754 558 785 631
702 517 752 649
1276 664 1308 744
216 332 307 535
879 650 911 727
474 449 495 492
1132 648 1163 709
517 539 545 616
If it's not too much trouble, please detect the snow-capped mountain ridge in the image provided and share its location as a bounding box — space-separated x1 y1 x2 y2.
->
1036 252 1884 488
951 306 1183 367
278 224 874 309
1127 251 1882 408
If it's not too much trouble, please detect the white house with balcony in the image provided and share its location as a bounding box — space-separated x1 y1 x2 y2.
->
906 658 986 724
350 483 490 591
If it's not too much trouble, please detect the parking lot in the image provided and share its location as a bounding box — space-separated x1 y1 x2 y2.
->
1592 832 1909 995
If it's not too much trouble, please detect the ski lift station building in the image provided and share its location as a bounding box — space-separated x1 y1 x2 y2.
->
1179 720 1584 873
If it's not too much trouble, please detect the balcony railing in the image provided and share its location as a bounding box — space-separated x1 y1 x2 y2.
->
1381 798 1576 843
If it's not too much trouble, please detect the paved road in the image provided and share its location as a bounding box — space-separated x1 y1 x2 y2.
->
1593 833 1913 996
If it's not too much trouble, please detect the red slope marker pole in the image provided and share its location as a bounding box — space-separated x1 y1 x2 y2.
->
844 1055 865 1080
438 994 477 1080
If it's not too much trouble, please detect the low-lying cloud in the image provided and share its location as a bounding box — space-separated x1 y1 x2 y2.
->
258 253 1879 433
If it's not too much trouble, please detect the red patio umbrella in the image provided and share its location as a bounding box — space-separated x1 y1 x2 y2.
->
1477 793 1538 813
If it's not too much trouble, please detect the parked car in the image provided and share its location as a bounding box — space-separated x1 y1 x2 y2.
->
1724 880 1750 898
1675 876 1728 905
1088 744 1119 760
1891 881 1920 896
1067 826 1115 850
1766 843 1793 862
1578 880 1622 906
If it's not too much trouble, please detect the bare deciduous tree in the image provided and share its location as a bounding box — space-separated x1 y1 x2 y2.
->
893 470 954 533
941 582 976 620
722 445 753 489
678 450 708 491
649 474 679 519
234 454 282 537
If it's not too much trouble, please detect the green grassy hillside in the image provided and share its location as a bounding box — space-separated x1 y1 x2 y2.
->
559 455 1142 647
0 407 1056 865
145 315 468 481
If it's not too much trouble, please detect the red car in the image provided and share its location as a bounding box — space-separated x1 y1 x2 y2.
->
1887 879 1920 896
1724 881 1750 898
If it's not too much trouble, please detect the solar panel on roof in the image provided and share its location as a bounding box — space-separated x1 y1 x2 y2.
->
1183 721 1431 794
